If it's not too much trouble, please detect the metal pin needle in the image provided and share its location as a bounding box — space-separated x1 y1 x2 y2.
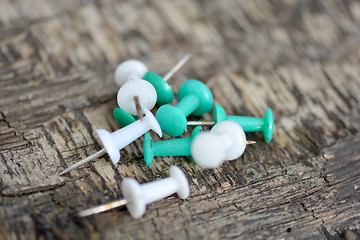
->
163 53 192 82
187 120 215 127
78 199 128 217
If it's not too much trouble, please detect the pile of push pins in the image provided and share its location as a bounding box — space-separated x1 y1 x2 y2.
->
59 54 274 219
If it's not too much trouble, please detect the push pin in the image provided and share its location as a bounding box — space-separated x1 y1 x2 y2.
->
143 125 255 167
117 78 157 117
114 54 192 124
77 166 189 219
187 104 274 142
191 120 247 168
143 126 203 166
156 80 213 136
59 109 162 175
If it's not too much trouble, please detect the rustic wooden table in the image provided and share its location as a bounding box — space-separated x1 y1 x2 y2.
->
1 0 360 239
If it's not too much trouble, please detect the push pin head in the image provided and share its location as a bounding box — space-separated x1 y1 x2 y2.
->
114 60 148 87
142 72 174 106
263 108 274 142
156 80 213 136
77 166 189 219
117 79 157 116
191 120 246 168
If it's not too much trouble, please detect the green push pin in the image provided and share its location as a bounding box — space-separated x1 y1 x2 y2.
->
113 108 138 128
187 104 274 142
143 126 203 166
142 72 174 106
156 80 214 137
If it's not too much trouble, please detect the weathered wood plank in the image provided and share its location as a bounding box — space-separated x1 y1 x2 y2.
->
1 0 360 239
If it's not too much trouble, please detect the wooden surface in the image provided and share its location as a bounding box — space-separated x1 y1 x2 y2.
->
1 0 360 239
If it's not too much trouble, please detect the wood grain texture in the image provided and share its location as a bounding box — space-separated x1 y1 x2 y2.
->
0 0 360 239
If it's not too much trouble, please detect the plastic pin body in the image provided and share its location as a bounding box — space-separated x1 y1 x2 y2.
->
156 80 213 137
97 109 162 165
77 166 189 219
143 123 254 168
213 105 274 142
143 126 203 166
59 109 162 175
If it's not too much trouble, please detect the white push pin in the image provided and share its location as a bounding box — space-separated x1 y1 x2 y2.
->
77 166 190 219
190 120 247 168
59 109 162 175
114 57 150 117
115 54 192 116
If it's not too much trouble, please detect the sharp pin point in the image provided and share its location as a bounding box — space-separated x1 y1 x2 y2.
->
186 105 274 142
163 53 192 82
213 105 274 142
